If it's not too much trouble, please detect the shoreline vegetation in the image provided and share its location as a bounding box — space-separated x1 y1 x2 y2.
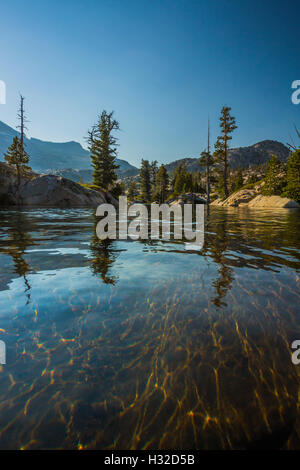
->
0 98 299 209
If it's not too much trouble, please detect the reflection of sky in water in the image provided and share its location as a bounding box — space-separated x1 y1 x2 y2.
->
0 208 299 449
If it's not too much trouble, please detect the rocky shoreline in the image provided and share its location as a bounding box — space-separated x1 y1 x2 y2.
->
166 190 299 209
1 161 299 210
0 162 117 207
211 189 299 208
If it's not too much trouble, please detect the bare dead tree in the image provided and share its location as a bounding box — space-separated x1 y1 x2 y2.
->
17 95 29 156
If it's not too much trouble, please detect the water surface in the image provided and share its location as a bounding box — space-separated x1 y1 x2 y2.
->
0 207 299 449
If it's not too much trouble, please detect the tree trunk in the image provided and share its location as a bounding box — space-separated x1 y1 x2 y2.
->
224 142 228 198
16 164 21 187
206 160 210 205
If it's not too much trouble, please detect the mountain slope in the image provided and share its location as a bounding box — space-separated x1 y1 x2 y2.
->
164 140 291 174
0 120 138 177
0 120 291 183
43 159 139 183
227 140 290 168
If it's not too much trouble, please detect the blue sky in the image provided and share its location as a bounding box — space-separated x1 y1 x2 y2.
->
0 0 299 166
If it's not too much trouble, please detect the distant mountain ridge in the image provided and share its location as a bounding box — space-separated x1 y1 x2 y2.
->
0 120 291 184
0 120 138 177
226 140 290 168
164 140 291 174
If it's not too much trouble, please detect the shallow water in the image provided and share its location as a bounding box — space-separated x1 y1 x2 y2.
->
0 207 300 449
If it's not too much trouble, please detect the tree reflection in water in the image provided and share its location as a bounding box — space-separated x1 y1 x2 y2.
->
89 217 119 285
0 208 299 449
0 211 35 304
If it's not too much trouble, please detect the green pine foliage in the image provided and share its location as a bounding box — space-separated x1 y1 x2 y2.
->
152 164 169 203
139 159 152 202
4 135 30 185
214 106 237 198
230 167 243 193
282 149 300 202
88 110 120 190
171 163 202 196
216 171 225 199
173 164 186 195
172 163 187 195
127 180 138 201
262 155 285 196
111 181 125 198
150 160 158 194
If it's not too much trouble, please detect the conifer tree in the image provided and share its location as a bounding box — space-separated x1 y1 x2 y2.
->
192 171 202 193
87 110 120 190
139 159 152 202
4 136 29 186
152 164 169 203
150 160 158 193
214 106 237 198
183 172 193 193
231 166 243 192
216 170 225 198
262 155 284 196
112 181 125 197
173 163 187 195
283 149 300 202
4 95 31 186
127 180 138 201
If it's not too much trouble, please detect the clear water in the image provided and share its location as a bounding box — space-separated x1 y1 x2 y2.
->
0 207 300 449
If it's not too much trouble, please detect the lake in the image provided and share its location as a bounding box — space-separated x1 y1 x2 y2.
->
0 207 299 449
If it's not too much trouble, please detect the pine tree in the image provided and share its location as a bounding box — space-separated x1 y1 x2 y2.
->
214 106 237 198
173 163 187 195
139 159 152 202
262 155 284 196
247 174 259 185
231 166 243 192
183 172 193 193
112 181 125 197
150 160 158 193
4 136 29 185
216 170 225 198
152 164 169 203
192 171 202 193
87 110 120 190
127 180 138 201
283 149 300 202
4 95 31 186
